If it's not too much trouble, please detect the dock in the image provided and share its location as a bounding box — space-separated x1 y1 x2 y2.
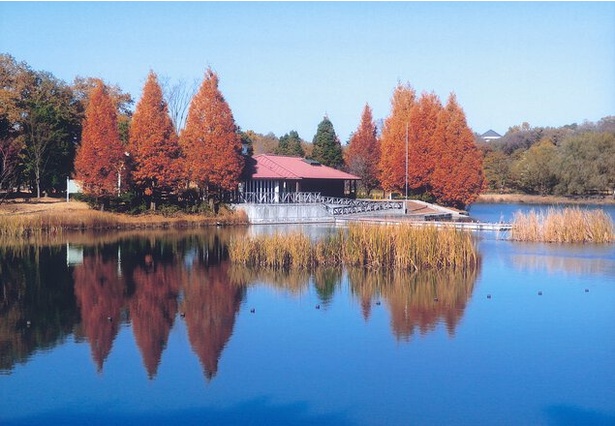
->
337 216 512 232
236 196 512 231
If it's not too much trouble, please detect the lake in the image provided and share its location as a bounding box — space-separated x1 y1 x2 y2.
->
468 202 615 224
1 205 614 425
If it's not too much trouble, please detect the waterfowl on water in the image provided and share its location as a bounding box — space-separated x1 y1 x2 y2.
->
487 294 492 299
250 308 255 313
315 305 320 309
538 291 543 296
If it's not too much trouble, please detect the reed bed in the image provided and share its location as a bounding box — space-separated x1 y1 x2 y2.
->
228 223 478 271
511 207 615 243
0 208 248 243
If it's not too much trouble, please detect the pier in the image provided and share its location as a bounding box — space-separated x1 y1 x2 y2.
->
235 194 512 231
337 216 512 231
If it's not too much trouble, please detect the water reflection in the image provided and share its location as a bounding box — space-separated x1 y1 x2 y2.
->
182 261 245 381
230 261 481 340
0 245 79 373
228 267 311 296
1 228 480 381
73 249 126 372
506 243 615 276
0 229 246 379
348 266 480 340
127 251 181 379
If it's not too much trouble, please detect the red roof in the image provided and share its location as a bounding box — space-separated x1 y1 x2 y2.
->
249 155 360 180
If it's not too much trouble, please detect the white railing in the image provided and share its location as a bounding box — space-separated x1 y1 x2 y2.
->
324 199 404 215
238 191 404 216
239 192 322 204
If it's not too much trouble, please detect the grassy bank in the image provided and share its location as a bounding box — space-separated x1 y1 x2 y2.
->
511 207 614 243
228 223 478 271
0 198 248 242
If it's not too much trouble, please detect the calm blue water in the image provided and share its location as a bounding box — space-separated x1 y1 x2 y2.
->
1 210 614 425
468 202 615 224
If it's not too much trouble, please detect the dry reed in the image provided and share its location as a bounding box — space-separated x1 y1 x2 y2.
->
228 223 478 271
511 207 615 243
0 208 248 244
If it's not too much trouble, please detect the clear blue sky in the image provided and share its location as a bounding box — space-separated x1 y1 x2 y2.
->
1 2 614 141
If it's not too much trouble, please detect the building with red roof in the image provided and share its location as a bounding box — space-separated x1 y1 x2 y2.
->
239 154 360 202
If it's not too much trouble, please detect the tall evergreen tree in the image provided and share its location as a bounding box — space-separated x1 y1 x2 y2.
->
180 69 243 201
74 80 126 208
275 130 305 157
311 115 343 168
345 104 380 196
128 71 183 210
431 93 484 208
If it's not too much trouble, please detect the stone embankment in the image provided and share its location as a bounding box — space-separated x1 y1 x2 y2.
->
236 199 477 225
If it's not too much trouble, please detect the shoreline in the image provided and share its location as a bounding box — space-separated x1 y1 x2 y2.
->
475 193 615 206
2 194 613 236
0 197 248 238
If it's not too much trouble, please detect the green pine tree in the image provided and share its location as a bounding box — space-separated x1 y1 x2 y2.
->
312 116 343 168
275 130 305 157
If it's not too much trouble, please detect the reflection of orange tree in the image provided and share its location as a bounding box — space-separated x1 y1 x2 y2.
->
348 264 480 341
181 261 245 381
73 251 126 372
128 257 181 379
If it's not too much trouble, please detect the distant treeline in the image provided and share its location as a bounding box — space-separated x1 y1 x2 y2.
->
478 119 615 197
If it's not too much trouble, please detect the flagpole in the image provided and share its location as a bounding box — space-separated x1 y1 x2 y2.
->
405 122 408 200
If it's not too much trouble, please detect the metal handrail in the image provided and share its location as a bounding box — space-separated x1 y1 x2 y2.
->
238 191 404 216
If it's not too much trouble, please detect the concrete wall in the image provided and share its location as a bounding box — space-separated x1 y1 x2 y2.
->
234 203 334 224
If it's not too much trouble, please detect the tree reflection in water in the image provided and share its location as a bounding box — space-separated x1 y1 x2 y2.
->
71 230 246 379
73 248 126 372
347 266 481 340
182 261 245 381
0 245 79 373
127 249 180 379
1 228 480 380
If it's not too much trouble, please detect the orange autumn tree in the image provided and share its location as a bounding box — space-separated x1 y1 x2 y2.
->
407 92 442 193
74 80 126 208
378 83 416 194
431 93 484 209
345 103 380 196
180 69 243 205
128 71 183 210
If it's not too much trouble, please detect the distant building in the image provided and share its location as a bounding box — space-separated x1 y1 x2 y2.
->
239 154 360 202
481 129 502 142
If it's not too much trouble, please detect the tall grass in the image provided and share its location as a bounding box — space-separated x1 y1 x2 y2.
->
511 207 615 243
0 209 248 244
228 223 478 271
